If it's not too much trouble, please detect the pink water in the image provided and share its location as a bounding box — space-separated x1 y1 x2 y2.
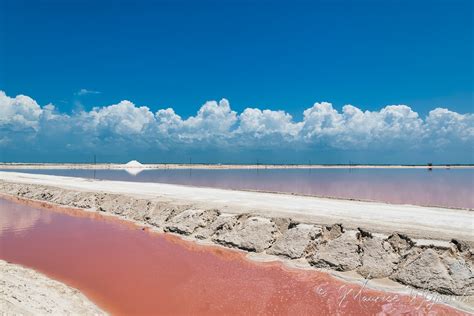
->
5 168 473 209
0 197 467 315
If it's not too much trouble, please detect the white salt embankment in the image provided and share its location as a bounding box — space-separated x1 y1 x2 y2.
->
0 171 472 303
0 162 473 170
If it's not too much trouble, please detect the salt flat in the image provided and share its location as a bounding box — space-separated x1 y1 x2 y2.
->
0 171 472 243
0 163 472 169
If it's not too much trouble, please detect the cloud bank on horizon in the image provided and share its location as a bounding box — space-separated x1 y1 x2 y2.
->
0 91 472 163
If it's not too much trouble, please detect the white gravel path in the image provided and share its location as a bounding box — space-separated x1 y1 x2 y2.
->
1 171 472 243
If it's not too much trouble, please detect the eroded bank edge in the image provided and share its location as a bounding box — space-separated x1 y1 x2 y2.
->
0 180 472 308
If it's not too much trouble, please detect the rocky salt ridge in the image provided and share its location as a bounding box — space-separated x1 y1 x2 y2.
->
0 180 473 309
0 260 105 315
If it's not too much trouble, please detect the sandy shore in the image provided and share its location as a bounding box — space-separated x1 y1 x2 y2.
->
0 171 472 242
0 163 472 170
0 260 105 315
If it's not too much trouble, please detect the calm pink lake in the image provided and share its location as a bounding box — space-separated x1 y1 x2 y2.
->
0 197 467 315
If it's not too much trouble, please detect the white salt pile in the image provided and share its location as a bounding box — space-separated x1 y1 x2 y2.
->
123 160 145 176
124 160 144 168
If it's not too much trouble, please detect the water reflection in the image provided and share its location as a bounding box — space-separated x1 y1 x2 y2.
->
0 198 465 315
0 198 52 236
2 168 473 208
123 168 145 176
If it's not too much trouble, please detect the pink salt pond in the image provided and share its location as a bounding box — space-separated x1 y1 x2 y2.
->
0 197 467 315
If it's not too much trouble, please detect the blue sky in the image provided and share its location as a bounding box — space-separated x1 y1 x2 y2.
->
0 0 472 163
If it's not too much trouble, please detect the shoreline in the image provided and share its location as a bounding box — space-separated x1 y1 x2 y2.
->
0 171 472 308
0 171 472 242
0 162 473 170
1 168 471 211
2 195 473 314
0 260 105 315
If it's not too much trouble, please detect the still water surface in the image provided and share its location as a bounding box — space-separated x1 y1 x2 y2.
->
0 197 466 315
4 168 473 209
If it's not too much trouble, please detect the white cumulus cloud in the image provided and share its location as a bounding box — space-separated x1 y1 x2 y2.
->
0 90 472 162
78 100 155 135
238 108 302 138
0 91 43 131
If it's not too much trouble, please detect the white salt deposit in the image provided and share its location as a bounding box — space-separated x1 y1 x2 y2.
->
124 160 144 168
1 171 472 242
